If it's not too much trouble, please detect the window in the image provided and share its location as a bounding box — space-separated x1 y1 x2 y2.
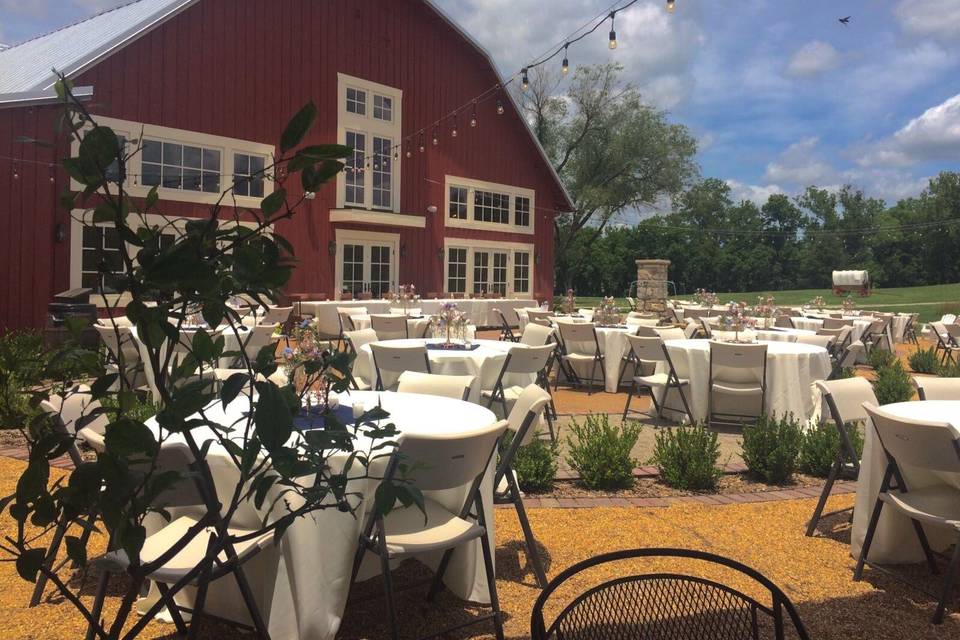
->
142 140 221 193
373 95 392 121
81 226 123 292
474 190 510 224
372 136 392 208
335 230 399 298
447 248 467 293
346 87 366 115
337 74 403 212
449 186 468 220
233 153 266 198
342 244 365 294
444 176 535 233
345 131 366 205
515 196 530 227
514 251 530 294
445 242 534 297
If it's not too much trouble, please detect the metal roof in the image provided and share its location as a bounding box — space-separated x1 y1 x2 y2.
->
0 0 195 95
0 0 571 210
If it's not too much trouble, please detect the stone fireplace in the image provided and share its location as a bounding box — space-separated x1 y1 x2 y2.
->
634 259 671 311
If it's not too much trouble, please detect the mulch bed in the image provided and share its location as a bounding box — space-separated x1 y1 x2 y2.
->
539 471 826 500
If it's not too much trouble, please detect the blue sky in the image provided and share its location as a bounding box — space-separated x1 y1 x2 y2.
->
2 0 958 205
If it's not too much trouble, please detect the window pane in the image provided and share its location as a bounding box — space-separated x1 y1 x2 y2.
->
203 149 220 171
162 142 182 165
515 196 531 227
202 172 220 193
234 153 249 175
162 165 181 189
346 88 366 115
372 136 392 209
183 168 202 191
345 132 365 205
142 162 161 186
143 140 162 163
183 145 202 169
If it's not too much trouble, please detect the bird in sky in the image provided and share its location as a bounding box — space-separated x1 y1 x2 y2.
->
839 16 851 25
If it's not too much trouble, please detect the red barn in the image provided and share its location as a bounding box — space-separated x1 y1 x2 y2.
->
0 0 571 330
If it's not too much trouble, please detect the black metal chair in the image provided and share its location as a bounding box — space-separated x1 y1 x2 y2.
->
531 548 811 640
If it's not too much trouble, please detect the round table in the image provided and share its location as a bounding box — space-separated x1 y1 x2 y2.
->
354 338 523 401
141 390 499 640
662 339 831 424
754 327 817 342
852 400 960 564
790 317 873 343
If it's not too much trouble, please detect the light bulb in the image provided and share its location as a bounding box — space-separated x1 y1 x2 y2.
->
432 128 439 146
419 133 425 153
521 67 529 90
496 100 504 115
666 0 675 13
451 117 458 137
609 29 617 49
470 115 477 127
406 149 412 158
562 44 570 75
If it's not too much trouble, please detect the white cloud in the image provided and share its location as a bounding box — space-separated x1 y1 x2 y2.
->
725 180 784 205
786 41 840 77
762 137 835 186
894 0 960 43
858 93 960 167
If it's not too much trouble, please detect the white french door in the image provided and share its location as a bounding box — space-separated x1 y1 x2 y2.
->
472 249 508 296
336 231 398 297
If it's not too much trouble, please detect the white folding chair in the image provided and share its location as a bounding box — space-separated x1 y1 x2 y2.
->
520 322 554 346
343 328 379 390
482 344 556 437
39 385 108 463
370 343 431 391
351 421 509 640
911 376 960 401
260 305 293 325
526 310 555 327
708 341 767 428
370 314 409 340
796 334 835 350
622 335 693 423
654 326 686 342
397 371 475 401
856 404 960 624
95 323 142 388
496 385 553 588
805 378 876 536
556 322 604 395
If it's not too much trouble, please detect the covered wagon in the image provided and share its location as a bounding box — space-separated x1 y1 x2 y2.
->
832 270 871 296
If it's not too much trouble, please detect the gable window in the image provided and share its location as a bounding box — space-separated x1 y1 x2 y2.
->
444 176 535 234
141 140 220 193
233 153 266 198
445 241 533 296
337 74 403 213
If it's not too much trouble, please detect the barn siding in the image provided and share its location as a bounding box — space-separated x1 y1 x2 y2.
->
0 0 564 330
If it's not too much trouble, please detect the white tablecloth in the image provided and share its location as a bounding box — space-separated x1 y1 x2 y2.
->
662 339 831 424
354 338 524 400
560 325 636 393
348 315 431 338
851 400 960 563
302 299 536 336
754 327 817 342
790 317 874 343
142 391 499 639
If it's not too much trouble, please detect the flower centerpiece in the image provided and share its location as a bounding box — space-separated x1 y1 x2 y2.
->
387 283 419 314
283 318 339 413
561 289 576 315
753 295 776 329
721 301 756 343
430 301 467 347
809 295 826 312
842 295 856 315
694 288 719 309
594 296 621 326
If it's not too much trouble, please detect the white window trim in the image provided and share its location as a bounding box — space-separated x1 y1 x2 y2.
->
69 209 261 307
443 175 535 235
334 229 401 296
329 209 425 228
443 237 535 297
336 73 403 213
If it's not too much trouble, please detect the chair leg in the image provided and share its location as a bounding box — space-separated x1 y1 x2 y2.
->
427 548 455 602
377 529 400 640
855 498 885 580
677 384 694 424
587 359 597 395
544 409 557 442
806 455 842 536
508 474 547 589
911 519 939 575
622 382 635 421
933 538 960 624
29 519 68 607
187 570 212 640
478 528 505 640
157 582 189 636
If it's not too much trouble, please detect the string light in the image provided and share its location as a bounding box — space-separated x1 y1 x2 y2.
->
608 12 617 49
521 67 529 90
48 165 55 183
561 44 570 75
418 131 425 153
12 161 19 180
405 145 412 158
469 102 478 127
431 126 439 146
496 99 504 115
451 114 458 137
666 0 675 13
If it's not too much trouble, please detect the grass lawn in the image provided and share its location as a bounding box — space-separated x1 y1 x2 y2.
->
565 282 960 322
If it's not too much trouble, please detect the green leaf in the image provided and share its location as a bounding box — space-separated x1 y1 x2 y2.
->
374 481 397 517
191 329 215 362
79 126 120 174
253 474 278 509
118 522 146 562
254 382 293 452
220 372 249 409
260 189 286 217
280 102 317 152
104 418 158 457
65 535 88 567
16 548 47 583
145 185 159 210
